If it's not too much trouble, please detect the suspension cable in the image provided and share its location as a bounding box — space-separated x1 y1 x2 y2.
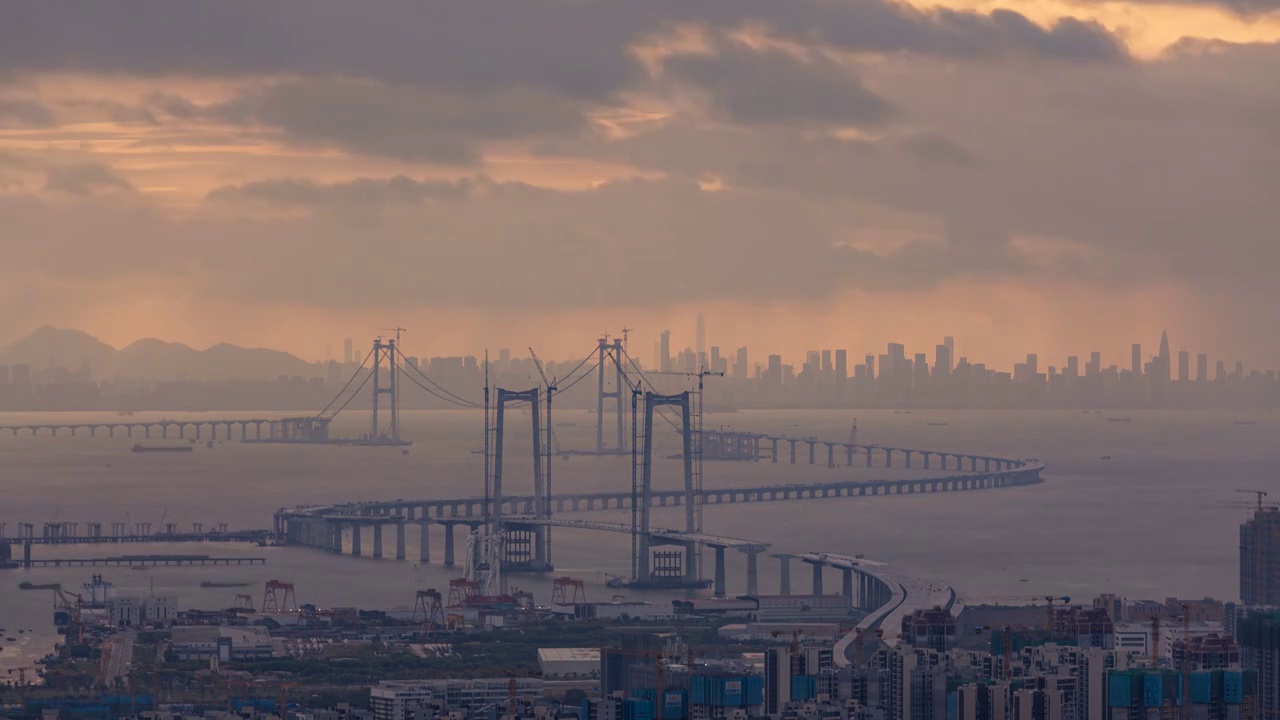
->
314 346 376 419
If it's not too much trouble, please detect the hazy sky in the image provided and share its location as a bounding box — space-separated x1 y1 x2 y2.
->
1 1 1278 368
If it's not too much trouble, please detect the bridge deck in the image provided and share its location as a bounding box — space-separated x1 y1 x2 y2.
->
503 517 767 549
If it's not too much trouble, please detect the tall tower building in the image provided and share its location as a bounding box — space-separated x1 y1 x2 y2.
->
735 347 748 380
343 338 354 365
1242 507 1280 606
660 330 672 373
1131 344 1142 377
1158 331 1171 381
835 349 847 383
695 313 706 369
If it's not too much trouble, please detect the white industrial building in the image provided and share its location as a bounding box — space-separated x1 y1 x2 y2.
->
107 594 178 627
537 648 600 677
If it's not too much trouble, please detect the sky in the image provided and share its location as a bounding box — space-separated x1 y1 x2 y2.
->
1 0 1278 369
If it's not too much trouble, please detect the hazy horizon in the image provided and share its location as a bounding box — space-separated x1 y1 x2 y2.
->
3 2 1280 367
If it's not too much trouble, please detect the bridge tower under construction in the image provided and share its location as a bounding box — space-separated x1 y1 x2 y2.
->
596 337 627 453
626 390 707 589
488 387 552 572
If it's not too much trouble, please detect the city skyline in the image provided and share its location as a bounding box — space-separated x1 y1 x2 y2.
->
3 5 1280 370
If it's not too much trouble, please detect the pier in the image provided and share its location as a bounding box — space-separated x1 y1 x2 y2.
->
0 416 331 442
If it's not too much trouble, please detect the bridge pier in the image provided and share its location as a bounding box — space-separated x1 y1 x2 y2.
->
742 547 762 596
351 524 362 556
809 560 823 595
807 442 816 465
329 522 341 552
712 545 727 598
770 438 779 463
788 440 797 464
443 523 456 567
826 443 835 468
373 523 383 558
970 456 978 472
865 448 872 467
922 452 931 469
885 448 893 468
984 458 991 472
395 522 406 560
904 450 913 469
775 554 792 595
841 567 854 601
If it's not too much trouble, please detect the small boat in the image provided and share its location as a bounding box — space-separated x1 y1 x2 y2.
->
1100 455 1112 460
1233 420 1258 426
132 444 193 453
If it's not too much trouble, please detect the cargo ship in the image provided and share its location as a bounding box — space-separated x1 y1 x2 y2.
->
131 443 193 453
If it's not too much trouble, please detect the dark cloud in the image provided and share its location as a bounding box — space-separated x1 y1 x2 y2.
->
0 99 55 128
0 0 1128 100
207 175 480 207
201 79 589 163
663 40 895 127
43 164 133 196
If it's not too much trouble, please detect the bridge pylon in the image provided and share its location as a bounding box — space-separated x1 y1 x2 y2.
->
596 338 627 453
368 337 403 445
490 388 552 572
621 390 709 589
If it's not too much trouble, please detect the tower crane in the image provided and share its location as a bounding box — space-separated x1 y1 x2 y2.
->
1236 489 1270 512
960 594 1070 631
528 348 563 458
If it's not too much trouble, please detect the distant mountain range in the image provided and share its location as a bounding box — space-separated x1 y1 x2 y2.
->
0 326 320 382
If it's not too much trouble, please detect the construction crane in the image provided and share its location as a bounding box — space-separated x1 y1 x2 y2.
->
960 594 1070 631
1236 489 1270 512
528 348 563 457
620 327 633 354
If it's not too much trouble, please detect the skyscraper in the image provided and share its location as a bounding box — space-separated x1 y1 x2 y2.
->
834 349 847 383
1131 344 1142 377
1241 506 1280 606
735 347 748 380
660 330 672 372
695 313 706 369
1157 331 1171 382
343 338 354 365
935 344 953 378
